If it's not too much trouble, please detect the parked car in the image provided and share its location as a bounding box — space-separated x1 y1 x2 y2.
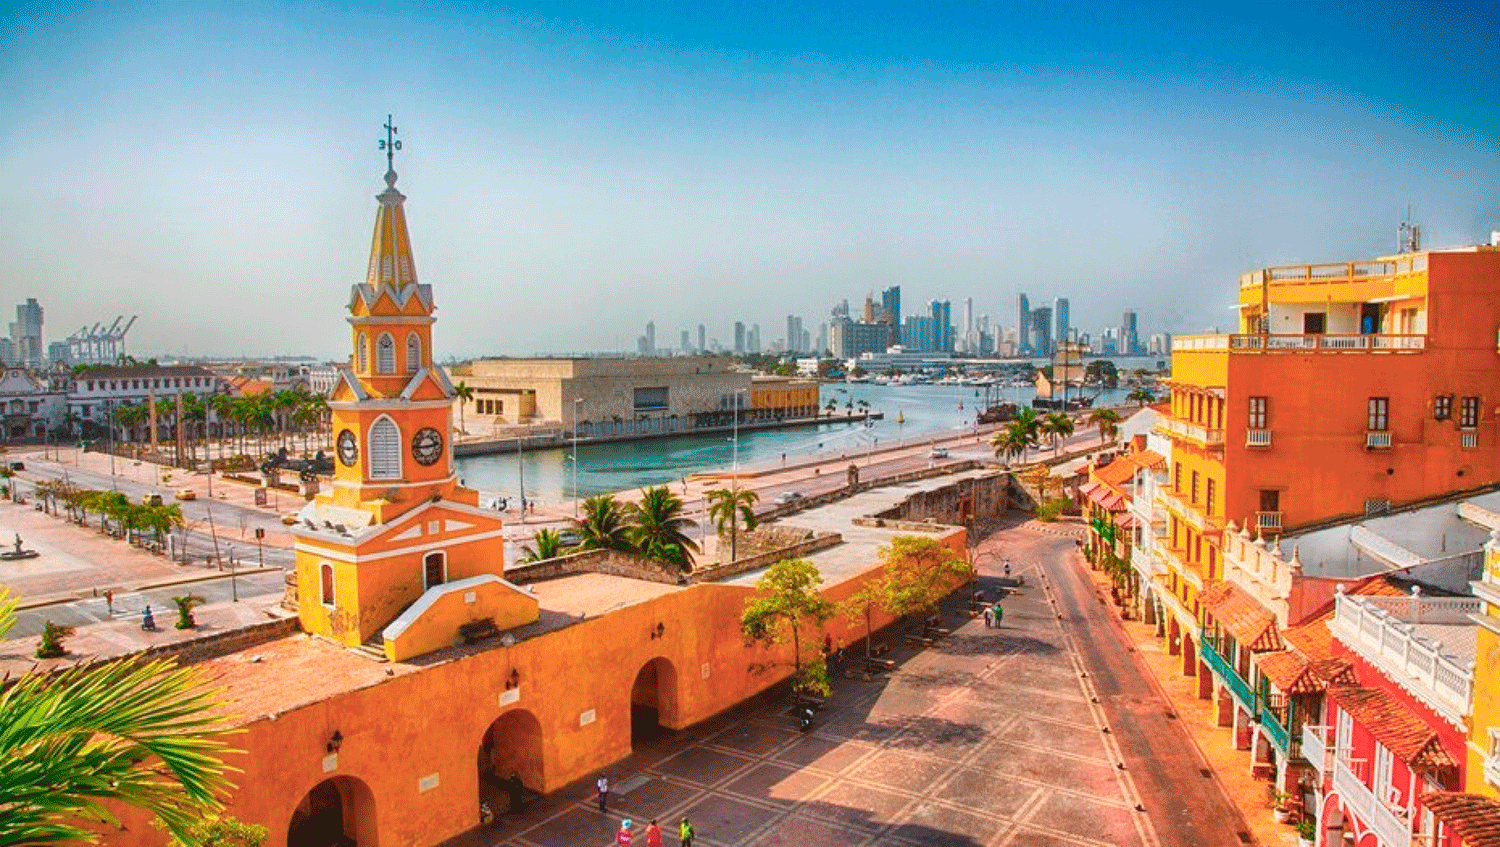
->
141 493 163 507
774 491 804 506
281 513 301 526
174 488 197 501
928 447 949 459
557 529 583 547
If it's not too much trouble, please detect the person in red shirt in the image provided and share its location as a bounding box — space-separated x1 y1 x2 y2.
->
644 818 662 847
616 818 633 845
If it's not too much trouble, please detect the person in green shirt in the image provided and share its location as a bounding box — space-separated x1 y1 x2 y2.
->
679 815 695 846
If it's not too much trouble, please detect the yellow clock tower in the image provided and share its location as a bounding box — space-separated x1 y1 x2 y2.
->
294 120 531 654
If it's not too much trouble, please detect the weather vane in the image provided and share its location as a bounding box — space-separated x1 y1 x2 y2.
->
379 114 401 171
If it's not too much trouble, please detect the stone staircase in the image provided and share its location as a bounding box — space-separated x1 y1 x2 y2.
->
352 635 388 662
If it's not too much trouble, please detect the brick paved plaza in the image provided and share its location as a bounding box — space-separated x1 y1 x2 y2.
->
454 528 1156 847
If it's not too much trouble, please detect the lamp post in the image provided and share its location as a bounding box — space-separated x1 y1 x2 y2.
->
572 397 582 520
106 399 117 490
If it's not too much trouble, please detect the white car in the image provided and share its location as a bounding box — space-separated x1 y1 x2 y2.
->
928 447 949 459
774 491 804 506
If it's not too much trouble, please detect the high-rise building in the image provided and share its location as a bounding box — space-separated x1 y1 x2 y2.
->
680 330 690 353
698 324 706 353
1120 310 1138 356
962 298 974 336
816 323 827 355
1054 298 1070 348
902 315 936 352
829 316 890 359
930 300 953 352
1029 306 1053 357
1017 293 1031 355
645 321 656 356
881 286 902 345
785 315 804 354
733 321 745 355
9 298 43 368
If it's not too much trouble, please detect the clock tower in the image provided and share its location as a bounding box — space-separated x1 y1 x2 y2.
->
294 120 518 651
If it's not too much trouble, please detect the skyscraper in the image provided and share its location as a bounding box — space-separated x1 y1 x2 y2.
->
10 298 42 368
1120 310 1138 356
733 321 745 354
680 330 690 352
1054 298 1070 346
645 321 656 356
1030 306 1053 357
785 315 804 354
698 324 706 353
1017 293 1031 355
881 286 902 345
930 299 953 352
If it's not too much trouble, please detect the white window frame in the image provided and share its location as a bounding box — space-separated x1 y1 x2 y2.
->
376 333 396 375
406 332 421 374
1336 707 1352 755
368 415 402 480
1374 743 1393 800
357 333 368 373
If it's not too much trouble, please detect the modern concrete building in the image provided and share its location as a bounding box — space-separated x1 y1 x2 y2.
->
9 298 43 368
1054 297 1070 348
1017 292 1031 355
829 316 888 359
1030 306 1053 357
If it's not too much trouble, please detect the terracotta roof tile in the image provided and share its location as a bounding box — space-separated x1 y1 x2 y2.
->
1201 582 1282 651
1420 792 1500 847
1094 457 1139 487
1281 617 1336 662
1329 686 1457 773
1256 651 1355 694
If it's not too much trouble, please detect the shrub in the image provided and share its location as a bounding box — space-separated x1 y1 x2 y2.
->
36 620 75 658
1034 497 1073 522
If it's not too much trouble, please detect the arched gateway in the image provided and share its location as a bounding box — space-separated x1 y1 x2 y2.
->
287 775 377 847
631 656 680 749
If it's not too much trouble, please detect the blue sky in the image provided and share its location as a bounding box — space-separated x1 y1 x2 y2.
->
2 2 1498 358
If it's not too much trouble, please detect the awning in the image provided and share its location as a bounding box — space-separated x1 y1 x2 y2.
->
1419 792 1500 847
1329 686 1456 773
1200 582 1281 652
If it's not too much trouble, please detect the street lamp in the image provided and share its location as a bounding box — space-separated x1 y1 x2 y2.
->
572 398 582 519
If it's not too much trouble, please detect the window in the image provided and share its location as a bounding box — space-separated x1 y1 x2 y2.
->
1259 489 1280 513
1461 396 1480 429
320 563 335 606
1205 479 1216 518
376 333 395 374
405 333 421 374
1335 707 1352 753
1374 744 1394 799
423 552 446 589
1248 397 1267 429
1368 397 1389 431
357 333 368 372
369 416 401 479
1173 462 1182 493
1190 470 1199 504
1303 312 1326 334
1434 395 1453 421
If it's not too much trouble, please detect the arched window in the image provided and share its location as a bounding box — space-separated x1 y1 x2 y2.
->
406 333 421 374
369 416 401 479
423 551 446 589
376 333 395 374
320 563 335 606
356 333 368 373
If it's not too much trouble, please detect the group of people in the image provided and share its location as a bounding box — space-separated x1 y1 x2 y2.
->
980 558 1013 629
598 776 694 845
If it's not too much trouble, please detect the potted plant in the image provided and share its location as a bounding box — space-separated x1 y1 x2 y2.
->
1296 816 1316 846
1270 789 1293 824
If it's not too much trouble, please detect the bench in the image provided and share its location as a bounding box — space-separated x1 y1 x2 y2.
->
864 657 896 673
903 634 936 647
459 619 499 644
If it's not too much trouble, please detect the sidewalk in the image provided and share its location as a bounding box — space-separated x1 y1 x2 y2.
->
1075 562 1297 847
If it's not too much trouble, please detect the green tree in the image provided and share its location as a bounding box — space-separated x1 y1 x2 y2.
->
706 487 758 563
1040 412 1074 456
453 381 475 436
35 620 74 659
0 587 235 846
575 494 633 552
628 486 698 571
520 528 564 562
1084 360 1118 388
740 558 836 696
1127 387 1155 407
876 535 974 623
1088 407 1122 445
171 595 206 630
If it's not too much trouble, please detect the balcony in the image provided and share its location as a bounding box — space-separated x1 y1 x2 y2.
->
1486 753 1500 790
1302 724 1331 778
1157 416 1225 449
1201 635 1256 710
1366 430 1392 449
1159 489 1213 533
1462 431 1479 449
1172 333 1426 354
1256 511 1283 533
1261 706 1291 755
1330 592 1477 725
1246 429 1272 448
1238 256 1426 291
1331 751 1414 847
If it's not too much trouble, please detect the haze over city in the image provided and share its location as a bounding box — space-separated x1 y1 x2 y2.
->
3 2 1498 358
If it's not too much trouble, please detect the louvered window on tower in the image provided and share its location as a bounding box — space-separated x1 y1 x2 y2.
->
357 333 368 372
370 418 401 479
377 333 396 374
406 333 420 373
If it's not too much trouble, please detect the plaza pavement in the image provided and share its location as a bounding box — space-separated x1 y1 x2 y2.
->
446 524 1165 847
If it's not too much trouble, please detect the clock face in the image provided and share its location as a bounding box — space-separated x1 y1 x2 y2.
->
411 427 443 466
337 429 358 467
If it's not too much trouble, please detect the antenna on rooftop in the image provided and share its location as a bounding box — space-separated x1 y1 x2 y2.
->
1398 205 1421 253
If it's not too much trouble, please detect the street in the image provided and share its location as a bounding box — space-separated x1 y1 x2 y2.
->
7 570 285 639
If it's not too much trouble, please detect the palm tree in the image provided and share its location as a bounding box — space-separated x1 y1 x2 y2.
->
1088 408 1122 445
0 588 234 846
628 486 698 570
1041 412 1074 456
706 487 758 563
520 528 565 562
575 494 633 552
1127 387 1155 407
990 423 1030 466
453 381 475 436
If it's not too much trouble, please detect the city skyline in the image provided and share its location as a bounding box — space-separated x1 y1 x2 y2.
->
3 3 1499 359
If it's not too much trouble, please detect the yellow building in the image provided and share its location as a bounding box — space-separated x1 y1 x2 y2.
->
1468 530 1500 797
293 157 533 655
749 375 820 419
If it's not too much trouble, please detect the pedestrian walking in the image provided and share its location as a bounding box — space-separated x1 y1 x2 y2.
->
645 819 663 847
679 816 695 847
1003 559 1012 580
982 606 994 629
104 589 114 614
992 601 1004 626
596 774 609 812
616 818 633 845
